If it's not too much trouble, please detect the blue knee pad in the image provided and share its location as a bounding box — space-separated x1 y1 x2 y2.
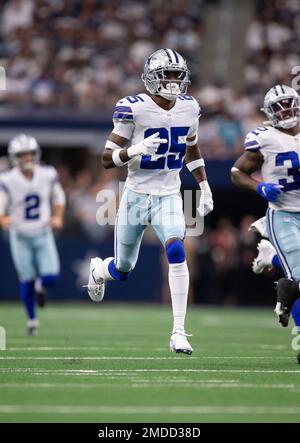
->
166 240 185 264
41 274 58 288
108 259 130 281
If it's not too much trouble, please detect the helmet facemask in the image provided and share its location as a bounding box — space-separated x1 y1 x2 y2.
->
267 97 300 129
155 68 190 100
15 150 40 171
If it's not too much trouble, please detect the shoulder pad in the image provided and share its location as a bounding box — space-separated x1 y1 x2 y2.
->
244 127 269 151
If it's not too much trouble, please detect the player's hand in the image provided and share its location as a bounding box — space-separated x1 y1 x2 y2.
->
197 181 214 217
0 216 12 230
51 216 63 230
256 182 283 202
127 132 168 158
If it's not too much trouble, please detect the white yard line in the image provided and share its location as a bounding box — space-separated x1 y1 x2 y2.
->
0 356 296 360
6 347 100 351
0 382 297 390
0 405 300 415
0 368 300 374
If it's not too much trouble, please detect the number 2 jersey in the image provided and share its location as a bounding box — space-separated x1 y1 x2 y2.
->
244 125 300 212
111 93 201 195
0 165 65 235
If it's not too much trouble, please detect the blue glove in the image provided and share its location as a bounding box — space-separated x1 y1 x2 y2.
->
256 182 283 202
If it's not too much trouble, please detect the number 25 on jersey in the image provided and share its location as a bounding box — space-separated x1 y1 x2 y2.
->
140 127 190 170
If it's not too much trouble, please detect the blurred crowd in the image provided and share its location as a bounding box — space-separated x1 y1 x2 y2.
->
0 0 203 110
196 0 300 159
1 0 299 160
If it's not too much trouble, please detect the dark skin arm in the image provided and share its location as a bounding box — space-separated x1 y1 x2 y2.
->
231 150 264 192
102 132 130 169
184 135 208 184
102 133 209 179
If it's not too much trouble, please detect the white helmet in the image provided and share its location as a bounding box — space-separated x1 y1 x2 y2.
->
141 48 190 101
8 134 40 170
261 84 300 129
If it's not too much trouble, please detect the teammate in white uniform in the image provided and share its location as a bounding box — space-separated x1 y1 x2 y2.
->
0 134 65 335
232 84 300 328
86 48 214 355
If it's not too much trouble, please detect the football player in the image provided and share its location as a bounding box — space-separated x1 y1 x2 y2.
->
250 216 300 362
232 85 300 328
86 48 214 355
0 134 65 335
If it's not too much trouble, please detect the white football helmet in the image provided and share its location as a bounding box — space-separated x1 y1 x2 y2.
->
141 48 190 101
261 84 300 129
8 134 40 170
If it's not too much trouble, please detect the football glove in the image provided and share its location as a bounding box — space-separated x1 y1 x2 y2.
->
256 182 283 202
127 132 167 158
198 180 214 217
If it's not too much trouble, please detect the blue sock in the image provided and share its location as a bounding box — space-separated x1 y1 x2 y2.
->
108 260 130 281
41 274 58 288
292 298 300 334
20 281 36 320
272 255 281 268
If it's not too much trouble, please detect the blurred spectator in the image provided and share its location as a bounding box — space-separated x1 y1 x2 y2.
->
0 0 204 111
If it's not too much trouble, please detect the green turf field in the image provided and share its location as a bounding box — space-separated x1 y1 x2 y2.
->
0 303 300 423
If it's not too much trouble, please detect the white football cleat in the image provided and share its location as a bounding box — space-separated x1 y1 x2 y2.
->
85 257 105 302
252 239 276 274
27 319 40 336
170 330 193 355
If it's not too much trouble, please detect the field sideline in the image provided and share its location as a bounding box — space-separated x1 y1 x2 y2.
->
0 303 300 423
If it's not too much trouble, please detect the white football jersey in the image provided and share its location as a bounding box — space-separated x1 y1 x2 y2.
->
244 125 300 211
0 165 65 235
111 93 201 195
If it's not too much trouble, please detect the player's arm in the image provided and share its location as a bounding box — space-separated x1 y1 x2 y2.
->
51 179 66 230
102 129 167 169
231 151 282 202
101 132 131 169
185 135 213 216
0 184 11 230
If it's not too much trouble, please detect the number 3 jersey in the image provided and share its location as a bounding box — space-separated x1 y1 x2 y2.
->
0 165 65 235
112 93 201 195
245 125 300 212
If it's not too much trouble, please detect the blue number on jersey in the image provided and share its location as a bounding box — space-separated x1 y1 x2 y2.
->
251 127 269 136
140 127 190 170
25 194 40 220
124 95 145 104
275 151 300 191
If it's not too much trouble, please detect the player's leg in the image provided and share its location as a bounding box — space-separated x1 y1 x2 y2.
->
9 230 39 334
266 209 300 326
151 193 192 355
252 239 278 274
34 229 60 307
250 215 300 334
86 187 147 301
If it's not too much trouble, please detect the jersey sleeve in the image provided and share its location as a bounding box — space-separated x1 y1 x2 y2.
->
187 99 201 138
51 181 66 206
244 130 262 152
111 98 135 140
0 177 9 214
47 166 66 205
